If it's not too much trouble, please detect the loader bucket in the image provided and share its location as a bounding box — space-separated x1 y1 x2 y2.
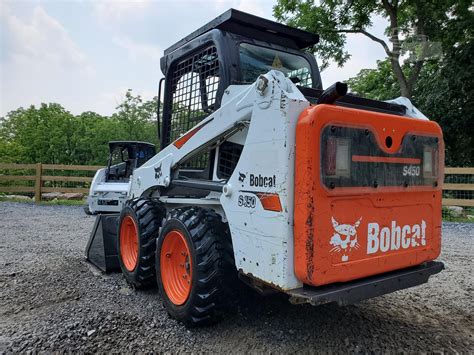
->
85 214 121 272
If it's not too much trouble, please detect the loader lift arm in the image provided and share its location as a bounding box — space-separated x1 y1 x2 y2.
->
130 71 301 198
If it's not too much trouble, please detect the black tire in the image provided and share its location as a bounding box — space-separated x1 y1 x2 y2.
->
156 207 235 326
117 198 166 289
83 205 94 215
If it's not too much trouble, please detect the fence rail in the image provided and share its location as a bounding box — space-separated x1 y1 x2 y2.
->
443 167 474 208
0 163 102 202
0 164 473 208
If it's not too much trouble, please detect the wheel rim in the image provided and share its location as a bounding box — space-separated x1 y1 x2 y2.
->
120 215 139 272
160 230 192 305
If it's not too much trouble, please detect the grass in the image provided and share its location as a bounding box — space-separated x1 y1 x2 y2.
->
442 215 474 223
41 199 86 206
0 196 86 206
442 207 474 223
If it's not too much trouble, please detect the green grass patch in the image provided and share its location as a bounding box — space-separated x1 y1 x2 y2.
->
442 215 474 223
442 206 474 223
0 196 86 206
41 199 86 206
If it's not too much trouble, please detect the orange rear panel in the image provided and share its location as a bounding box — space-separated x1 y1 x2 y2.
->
294 104 444 286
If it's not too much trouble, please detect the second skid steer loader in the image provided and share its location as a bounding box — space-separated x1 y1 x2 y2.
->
86 9 444 326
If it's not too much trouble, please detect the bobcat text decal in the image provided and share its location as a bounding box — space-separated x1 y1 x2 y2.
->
249 174 276 188
367 220 426 254
330 217 428 262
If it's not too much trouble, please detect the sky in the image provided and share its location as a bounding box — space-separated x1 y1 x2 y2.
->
0 0 389 117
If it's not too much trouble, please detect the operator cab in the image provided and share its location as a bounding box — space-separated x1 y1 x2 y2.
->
158 9 321 189
106 141 156 182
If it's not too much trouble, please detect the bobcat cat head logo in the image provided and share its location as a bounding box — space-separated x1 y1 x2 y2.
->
154 163 162 179
329 217 362 262
238 172 246 182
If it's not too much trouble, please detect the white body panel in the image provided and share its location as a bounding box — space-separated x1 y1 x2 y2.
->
130 71 308 290
219 78 308 290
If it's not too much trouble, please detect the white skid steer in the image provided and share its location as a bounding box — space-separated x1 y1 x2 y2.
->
86 9 444 326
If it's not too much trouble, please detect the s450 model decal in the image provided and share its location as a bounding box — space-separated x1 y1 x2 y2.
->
238 195 256 208
402 165 420 177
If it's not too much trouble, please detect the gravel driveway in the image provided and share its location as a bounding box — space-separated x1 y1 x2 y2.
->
0 202 472 352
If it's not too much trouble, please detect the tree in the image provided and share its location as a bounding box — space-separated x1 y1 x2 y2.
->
413 41 474 166
347 59 400 100
112 89 159 145
72 111 116 165
0 103 77 164
274 0 471 98
0 91 161 165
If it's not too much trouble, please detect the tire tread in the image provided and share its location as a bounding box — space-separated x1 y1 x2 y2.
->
118 198 166 289
157 207 235 326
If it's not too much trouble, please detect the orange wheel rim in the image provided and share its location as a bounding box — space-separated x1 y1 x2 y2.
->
160 230 192 305
120 215 139 272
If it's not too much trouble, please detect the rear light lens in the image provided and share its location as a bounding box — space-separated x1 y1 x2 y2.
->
322 126 441 189
325 137 351 177
423 147 438 178
325 138 336 175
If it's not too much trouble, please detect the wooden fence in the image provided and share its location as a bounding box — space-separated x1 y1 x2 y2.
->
442 167 474 207
0 163 102 203
0 164 473 206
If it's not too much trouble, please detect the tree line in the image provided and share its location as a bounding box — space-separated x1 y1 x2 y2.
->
0 90 159 166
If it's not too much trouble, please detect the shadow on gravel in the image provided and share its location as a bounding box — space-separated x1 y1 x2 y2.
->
186 282 468 353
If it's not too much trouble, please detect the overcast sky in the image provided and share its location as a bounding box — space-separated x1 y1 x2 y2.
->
0 0 389 117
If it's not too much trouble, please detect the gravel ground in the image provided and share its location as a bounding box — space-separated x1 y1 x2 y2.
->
0 202 472 353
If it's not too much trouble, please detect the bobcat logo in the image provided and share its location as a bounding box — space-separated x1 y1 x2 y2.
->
238 172 246 182
329 217 362 262
154 163 162 179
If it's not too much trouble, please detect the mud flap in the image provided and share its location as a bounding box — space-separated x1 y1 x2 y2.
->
85 214 121 272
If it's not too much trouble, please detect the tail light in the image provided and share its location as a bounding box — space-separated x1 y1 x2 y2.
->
423 147 438 178
325 137 351 177
322 126 440 189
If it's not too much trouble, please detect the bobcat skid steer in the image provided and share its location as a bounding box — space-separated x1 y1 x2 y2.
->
85 141 156 215
85 9 444 326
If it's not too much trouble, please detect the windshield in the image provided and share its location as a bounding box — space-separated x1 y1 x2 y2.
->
239 43 313 87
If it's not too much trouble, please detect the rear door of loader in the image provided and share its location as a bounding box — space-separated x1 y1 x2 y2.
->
294 104 444 287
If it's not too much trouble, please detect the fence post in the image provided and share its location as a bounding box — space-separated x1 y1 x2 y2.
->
35 163 42 203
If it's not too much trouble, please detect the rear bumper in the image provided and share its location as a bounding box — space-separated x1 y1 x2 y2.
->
287 261 444 306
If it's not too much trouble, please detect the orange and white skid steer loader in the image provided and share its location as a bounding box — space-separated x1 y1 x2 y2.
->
85 9 444 326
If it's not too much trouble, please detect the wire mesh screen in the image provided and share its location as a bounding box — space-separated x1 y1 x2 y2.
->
217 142 243 179
168 46 220 169
442 169 474 221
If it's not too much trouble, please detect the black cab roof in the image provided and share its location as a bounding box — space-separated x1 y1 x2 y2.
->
164 8 319 55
